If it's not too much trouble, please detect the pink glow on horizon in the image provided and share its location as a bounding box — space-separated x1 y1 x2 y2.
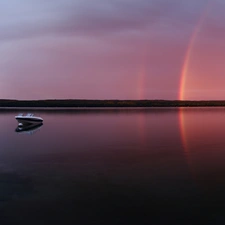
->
179 1 225 100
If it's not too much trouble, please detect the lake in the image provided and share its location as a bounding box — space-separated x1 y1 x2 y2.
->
1 107 225 225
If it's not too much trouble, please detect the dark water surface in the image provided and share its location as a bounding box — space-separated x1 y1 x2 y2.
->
1 108 225 225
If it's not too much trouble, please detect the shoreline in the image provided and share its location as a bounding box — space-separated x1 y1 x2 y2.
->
1 99 225 107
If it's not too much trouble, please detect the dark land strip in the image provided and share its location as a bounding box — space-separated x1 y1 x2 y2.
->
1 99 225 107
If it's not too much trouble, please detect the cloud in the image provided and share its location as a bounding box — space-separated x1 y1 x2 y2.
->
2 0 223 100
0 0 209 42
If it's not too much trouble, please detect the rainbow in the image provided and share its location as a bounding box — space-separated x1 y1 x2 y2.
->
137 49 148 99
137 65 146 99
179 1 211 100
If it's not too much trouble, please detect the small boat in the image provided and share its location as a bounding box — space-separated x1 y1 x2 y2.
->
15 113 43 125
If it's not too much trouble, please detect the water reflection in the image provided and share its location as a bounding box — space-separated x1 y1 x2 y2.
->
179 107 225 191
15 123 43 135
137 111 147 147
0 108 225 224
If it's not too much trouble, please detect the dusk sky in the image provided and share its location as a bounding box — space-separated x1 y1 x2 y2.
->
1 0 225 100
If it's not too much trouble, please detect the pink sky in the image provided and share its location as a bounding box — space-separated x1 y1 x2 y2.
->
1 0 225 100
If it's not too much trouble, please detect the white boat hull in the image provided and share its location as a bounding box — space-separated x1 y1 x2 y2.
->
15 114 43 125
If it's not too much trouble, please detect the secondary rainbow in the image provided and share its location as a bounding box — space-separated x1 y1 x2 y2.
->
137 49 148 99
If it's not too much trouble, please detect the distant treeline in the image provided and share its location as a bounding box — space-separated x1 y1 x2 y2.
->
1 99 225 107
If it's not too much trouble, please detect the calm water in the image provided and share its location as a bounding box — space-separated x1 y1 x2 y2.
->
1 108 225 225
